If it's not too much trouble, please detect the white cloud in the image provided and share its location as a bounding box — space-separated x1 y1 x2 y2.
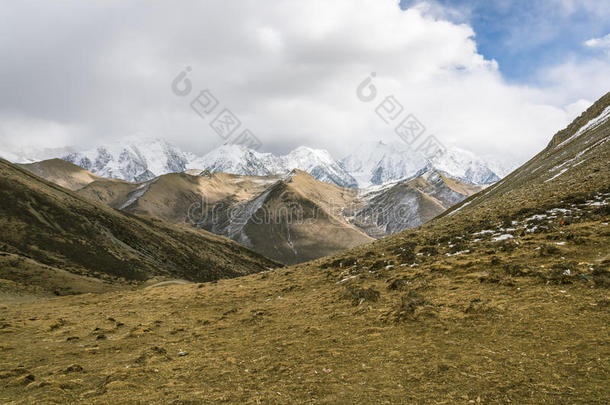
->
0 0 608 168
585 33 610 50
0 114 85 162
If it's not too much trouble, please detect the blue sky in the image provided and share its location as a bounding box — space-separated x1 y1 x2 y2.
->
401 0 610 83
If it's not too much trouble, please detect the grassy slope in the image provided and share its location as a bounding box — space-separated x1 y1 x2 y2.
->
0 94 609 403
0 159 279 290
17 159 102 191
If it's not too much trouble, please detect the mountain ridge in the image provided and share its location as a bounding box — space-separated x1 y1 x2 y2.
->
54 137 504 189
21 160 482 263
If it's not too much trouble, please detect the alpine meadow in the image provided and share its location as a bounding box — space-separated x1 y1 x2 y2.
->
1 1 609 403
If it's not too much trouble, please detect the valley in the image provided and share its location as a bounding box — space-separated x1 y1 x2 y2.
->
2 1 609 403
13 131 498 264
1 91 608 404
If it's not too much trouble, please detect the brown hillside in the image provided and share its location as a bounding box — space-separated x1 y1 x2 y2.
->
0 159 279 293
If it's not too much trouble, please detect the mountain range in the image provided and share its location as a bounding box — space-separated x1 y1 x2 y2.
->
20 159 482 264
11 138 498 263
54 137 507 189
341 141 507 186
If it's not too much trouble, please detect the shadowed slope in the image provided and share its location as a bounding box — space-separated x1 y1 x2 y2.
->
0 159 279 292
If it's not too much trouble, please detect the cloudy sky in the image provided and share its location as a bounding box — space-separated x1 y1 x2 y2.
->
0 0 609 166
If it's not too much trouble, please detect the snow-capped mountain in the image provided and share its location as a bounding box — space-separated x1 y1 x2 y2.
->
54 136 502 188
60 139 358 188
341 141 428 187
340 141 503 187
190 145 358 188
282 146 359 189
63 138 190 182
429 148 501 184
188 145 284 177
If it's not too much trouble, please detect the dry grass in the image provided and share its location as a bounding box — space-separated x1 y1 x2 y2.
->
1 210 608 403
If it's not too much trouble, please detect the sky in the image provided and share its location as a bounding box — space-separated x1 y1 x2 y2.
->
401 0 610 82
0 0 609 167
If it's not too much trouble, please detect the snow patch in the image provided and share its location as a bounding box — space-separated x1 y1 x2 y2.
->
336 275 359 284
545 168 568 183
556 105 610 149
492 234 514 242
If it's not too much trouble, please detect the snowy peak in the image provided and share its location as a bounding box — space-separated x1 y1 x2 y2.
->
283 147 358 189
63 138 189 182
58 136 502 189
340 141 428 187
189 145 284 177
192 145 358 189
283 146 335 168
430 148 501 184
61 140 357 188
340 141 502 187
